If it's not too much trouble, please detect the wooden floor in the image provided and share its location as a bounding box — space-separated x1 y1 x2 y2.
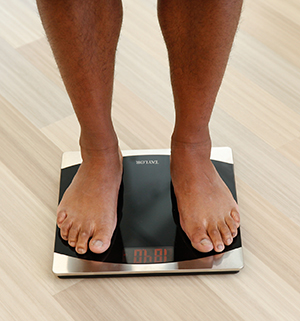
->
1 0 300 320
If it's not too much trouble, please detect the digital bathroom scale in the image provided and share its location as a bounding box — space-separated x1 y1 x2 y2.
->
52 148 243 277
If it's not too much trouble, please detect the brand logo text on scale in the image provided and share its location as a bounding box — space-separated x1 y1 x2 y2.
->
136 160 159 165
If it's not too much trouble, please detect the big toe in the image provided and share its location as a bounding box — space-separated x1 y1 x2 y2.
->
89 239 105 254
190 232 214 253
89 231 112 254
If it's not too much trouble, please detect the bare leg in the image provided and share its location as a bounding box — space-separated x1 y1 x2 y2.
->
37 0 123 254
158 0 242 252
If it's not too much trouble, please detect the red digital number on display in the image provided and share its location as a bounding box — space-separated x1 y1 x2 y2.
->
133 248 169 264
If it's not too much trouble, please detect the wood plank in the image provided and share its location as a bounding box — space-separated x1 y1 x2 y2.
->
0 0 43 47
0 0 300 319
0 38 73 128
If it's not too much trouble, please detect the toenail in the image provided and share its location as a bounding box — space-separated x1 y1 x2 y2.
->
92 240 103 248
69 241 76 247
77 248 85 254
226 238 232 244
200 239 213 246
217 244 224 251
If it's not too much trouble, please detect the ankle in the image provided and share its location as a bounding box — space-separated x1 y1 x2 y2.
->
79 127 118 150
171 126 212 162
79 133 120 161
171 126 211 150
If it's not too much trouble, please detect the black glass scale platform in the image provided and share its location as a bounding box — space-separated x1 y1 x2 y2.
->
52 148 243 277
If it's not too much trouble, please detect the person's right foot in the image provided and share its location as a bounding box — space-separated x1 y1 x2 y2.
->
56 146 123 255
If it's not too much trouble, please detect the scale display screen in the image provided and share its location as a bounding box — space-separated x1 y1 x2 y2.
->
53 149 243 276
125 247 173 264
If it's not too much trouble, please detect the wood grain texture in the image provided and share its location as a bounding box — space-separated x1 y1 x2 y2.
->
0 0 300 320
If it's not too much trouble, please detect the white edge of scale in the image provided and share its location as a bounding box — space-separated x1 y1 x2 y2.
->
60 147 234 169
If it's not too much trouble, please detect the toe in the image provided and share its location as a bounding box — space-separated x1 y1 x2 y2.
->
188 227 214 253
89 229 112 254
192 238 214 253
60 219 73 241
219 221 233 246
225 215 238 237
89 239 105 254
197 238 214 252
231 209 240 226
208 227 224 252
68 225 80 248
76 229 92 255
57 210 67 227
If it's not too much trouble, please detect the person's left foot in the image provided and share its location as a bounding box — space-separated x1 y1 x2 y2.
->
170 140 240 253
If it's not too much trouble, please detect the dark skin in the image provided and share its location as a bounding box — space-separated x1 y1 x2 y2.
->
37 0 242 255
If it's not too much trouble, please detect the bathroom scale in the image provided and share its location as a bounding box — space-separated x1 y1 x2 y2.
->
52 148 243 277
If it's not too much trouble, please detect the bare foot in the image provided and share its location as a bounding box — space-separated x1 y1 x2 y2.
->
171 140 240 253
57 146 123 255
